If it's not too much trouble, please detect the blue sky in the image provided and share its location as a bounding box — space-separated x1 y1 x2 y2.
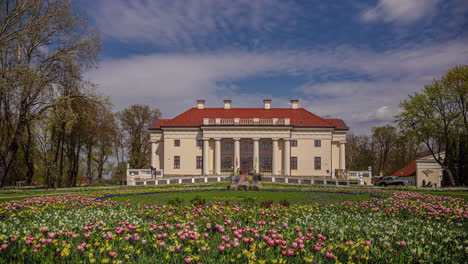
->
79 0 468 134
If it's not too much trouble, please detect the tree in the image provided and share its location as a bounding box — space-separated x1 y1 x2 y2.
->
346 133 376 172
93 99 118 180
0 0 99 186
118 105 161 169
372 125 397 175
397 65 467 186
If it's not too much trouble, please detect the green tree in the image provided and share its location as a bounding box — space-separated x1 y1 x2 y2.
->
0 0 99 186
397 65 467 186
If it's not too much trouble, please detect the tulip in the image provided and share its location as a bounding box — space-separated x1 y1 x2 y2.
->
400 241 407 247
1 244 8 250
48 232 56 239
218 243 225 251
109 251 116 258
325 251 334 259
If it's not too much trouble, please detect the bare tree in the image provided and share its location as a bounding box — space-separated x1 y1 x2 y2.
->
0 0 99 186
118 105 161 169
372 126 397 175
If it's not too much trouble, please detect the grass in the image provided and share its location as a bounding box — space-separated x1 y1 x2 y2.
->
0 182 466 203
107 189 377 206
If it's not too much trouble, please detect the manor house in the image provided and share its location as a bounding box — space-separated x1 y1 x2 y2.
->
148 100 348 177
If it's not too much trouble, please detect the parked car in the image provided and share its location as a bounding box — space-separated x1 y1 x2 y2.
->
377 176 410 186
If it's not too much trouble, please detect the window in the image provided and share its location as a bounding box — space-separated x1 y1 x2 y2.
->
174 156 180 169
314 140 321 147
196 139 203 147
174 140 180 147
291 157 297 170
291 140 297 147
314 157 321 170
196 156 203 169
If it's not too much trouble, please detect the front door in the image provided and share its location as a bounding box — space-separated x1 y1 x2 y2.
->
240 155 252 174
240 139 253 174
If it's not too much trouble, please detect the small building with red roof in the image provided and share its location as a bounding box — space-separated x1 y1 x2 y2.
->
148 99 349 177
392 154 443 187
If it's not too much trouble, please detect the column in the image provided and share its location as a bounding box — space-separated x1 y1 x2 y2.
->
272 138 278 175
151 141 157 169
234 138 240 173
283 139 290 176
203 138 210 175
339 141 346 170
214 138 221 175
253 138 259 173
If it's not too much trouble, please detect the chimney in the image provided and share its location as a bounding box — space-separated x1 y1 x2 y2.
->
224 100 231 110
197 100 205 110
263 99 271 110
290 99 299 109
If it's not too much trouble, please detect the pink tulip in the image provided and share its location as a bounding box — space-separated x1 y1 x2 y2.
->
218 243 225 251
325 251 334 259
34 244 41 249
185 257 192 263
365 240 371 246
201 246 207 252
109 251 116 258
400 241 407 247
1 244 8 250
10 237 17 243
48 232 56 239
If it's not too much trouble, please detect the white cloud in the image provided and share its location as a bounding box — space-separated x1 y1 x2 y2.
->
361 0 439 23
86 39 468 133
88 0 296 48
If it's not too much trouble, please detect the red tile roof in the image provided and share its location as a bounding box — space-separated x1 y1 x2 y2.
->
149 108 348 130
392 161 416 177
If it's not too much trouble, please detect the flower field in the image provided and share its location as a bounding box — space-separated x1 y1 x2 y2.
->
0 186 466 263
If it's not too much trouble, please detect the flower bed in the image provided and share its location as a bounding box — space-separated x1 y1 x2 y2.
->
0 190 466 263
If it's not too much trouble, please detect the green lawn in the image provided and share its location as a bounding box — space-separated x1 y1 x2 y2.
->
0 183 466 203
107 189 377 206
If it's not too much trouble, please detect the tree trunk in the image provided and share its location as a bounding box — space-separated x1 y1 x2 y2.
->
86 143 93 184
23 123 35 185
0 118 26 186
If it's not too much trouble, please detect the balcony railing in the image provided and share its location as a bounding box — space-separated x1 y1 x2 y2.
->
203 118 290 126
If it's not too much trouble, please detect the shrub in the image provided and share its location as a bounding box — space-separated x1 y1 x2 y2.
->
279 200 291 207
168 197 184 206
190 195 206 206
237 185 247 191
252 185 260 191
260 200 273 208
